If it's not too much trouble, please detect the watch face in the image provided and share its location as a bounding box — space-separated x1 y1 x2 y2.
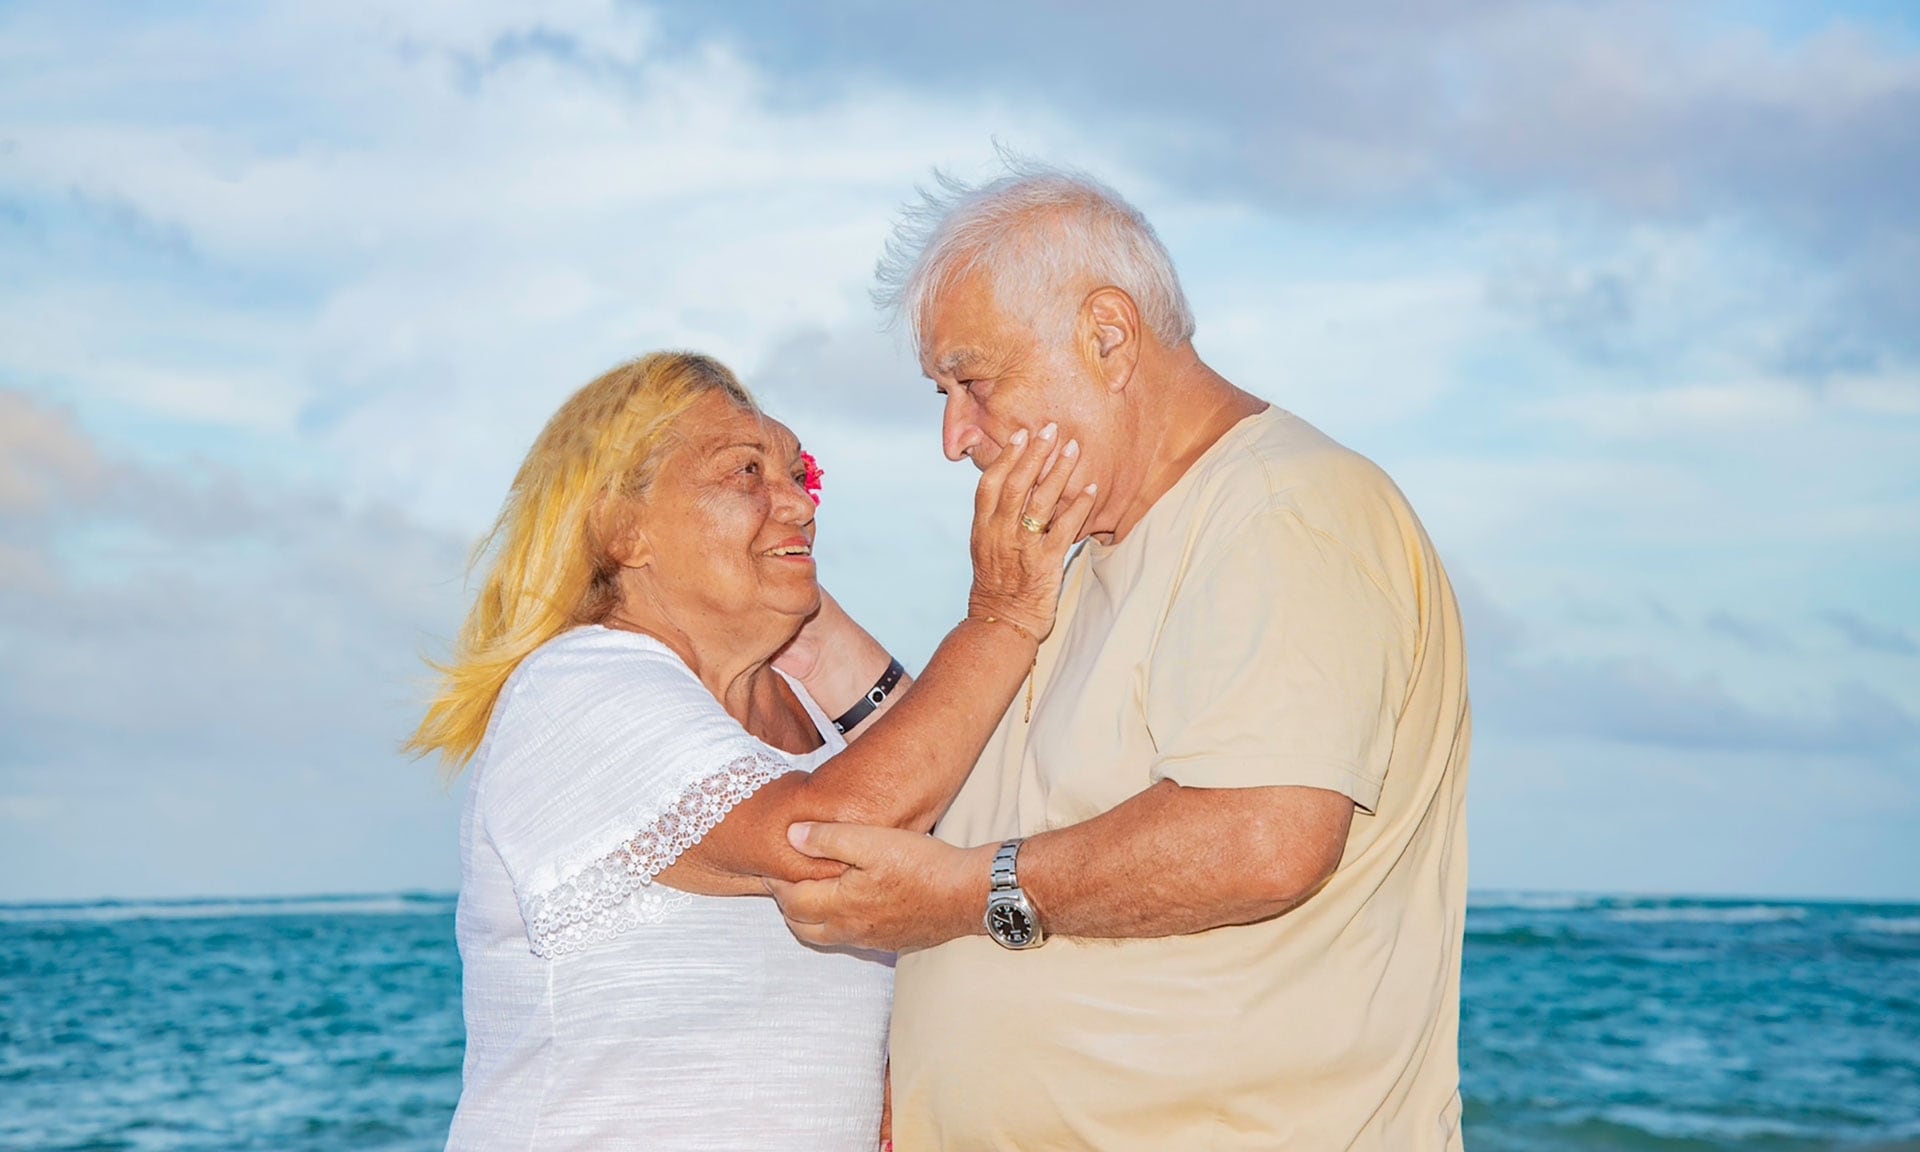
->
987 900 1036 947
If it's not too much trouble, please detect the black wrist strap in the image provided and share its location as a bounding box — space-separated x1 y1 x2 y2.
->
831 657 906 735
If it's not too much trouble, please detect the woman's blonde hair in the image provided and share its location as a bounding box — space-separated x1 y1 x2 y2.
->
408 351 757 769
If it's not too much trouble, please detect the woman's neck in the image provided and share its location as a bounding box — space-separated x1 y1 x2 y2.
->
609 611 768 713
600 600 801 741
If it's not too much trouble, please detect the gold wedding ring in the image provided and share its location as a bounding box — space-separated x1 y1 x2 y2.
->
1019 514 1049 535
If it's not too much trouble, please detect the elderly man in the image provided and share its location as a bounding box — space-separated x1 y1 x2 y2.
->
776 161 1471 1150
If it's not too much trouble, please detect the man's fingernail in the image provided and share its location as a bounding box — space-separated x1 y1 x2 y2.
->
1085 483 1098 494
788 823 812 849
1010 428 1029 446
1039 422 1058 441
1064 439 1079 458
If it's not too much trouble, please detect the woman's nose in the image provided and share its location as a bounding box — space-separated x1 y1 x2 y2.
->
773 469 816 522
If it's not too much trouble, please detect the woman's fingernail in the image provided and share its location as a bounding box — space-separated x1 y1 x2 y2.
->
1064 439 1079 458
1085 483 1098 494
1010 428 1029 446
1039 422 1058 441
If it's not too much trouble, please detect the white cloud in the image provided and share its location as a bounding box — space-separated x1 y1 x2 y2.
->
0 389 471 900
0 0 1138 533
1829 375 1920 416
1 2 1917 901
0 794 65 826
0 391 108 513
1537 380 1816 436
1201 273 1496 432
1532 373 1920 439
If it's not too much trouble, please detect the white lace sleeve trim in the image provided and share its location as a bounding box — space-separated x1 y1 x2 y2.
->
521 749 786 958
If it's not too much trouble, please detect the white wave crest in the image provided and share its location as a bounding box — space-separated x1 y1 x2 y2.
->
1470 891 1600 912
1855 915 1920 935
0 894 455 924
1607 904 1806 924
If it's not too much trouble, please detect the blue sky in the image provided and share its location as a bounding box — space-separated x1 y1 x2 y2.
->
1 1 1915 902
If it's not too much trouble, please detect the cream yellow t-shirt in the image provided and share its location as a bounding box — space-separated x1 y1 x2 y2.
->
892 407 1470 1151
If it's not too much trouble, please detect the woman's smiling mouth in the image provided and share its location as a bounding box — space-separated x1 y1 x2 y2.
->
763 538 813 560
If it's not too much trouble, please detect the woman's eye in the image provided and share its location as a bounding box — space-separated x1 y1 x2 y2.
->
740 461 760 476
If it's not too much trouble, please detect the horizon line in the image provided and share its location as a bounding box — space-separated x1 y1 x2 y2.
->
3 887 1918 916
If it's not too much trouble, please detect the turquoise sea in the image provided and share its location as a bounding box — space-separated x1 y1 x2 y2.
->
2 893 1916 1150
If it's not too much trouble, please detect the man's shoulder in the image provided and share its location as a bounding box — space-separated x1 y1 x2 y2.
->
1193 407 1408 533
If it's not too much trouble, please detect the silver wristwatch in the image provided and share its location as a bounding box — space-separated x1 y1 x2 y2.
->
983 838 1046 950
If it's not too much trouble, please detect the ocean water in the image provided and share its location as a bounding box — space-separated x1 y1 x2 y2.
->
2 894 1916 1150
1462 894 1920 1151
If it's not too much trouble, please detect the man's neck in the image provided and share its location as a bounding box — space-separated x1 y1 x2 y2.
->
1099 349 1265 545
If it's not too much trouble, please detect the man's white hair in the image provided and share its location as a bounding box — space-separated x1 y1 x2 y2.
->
873 156 1196 354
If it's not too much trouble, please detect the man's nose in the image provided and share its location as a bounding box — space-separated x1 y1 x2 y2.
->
942 393 984 464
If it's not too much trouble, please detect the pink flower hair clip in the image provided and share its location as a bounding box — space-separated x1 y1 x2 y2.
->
800 450 824 505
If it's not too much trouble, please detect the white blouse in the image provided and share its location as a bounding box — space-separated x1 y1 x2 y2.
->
447 626 892 1152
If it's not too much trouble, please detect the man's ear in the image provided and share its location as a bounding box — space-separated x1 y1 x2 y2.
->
1081 287 1141 394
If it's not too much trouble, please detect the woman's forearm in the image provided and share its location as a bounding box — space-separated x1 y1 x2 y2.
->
791 615 1033 831
657 615 1035 895
785 592 911 740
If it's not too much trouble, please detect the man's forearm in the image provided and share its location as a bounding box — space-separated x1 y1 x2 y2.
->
769 780 1357 952
1013 781 1355 939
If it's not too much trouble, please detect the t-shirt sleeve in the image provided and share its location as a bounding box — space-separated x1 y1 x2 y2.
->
1144 508 1413 813
479 638 790 957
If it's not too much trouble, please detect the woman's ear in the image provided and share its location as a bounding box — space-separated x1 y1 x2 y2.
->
598 498 653 570
608 530 651 570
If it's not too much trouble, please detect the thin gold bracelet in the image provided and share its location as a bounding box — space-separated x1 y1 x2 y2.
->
968 614 1042 645
968 615 1041 721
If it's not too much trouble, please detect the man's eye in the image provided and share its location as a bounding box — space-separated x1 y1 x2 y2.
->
741 461 760 476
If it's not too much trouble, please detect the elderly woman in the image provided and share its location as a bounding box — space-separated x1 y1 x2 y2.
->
409 352 1092 1151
